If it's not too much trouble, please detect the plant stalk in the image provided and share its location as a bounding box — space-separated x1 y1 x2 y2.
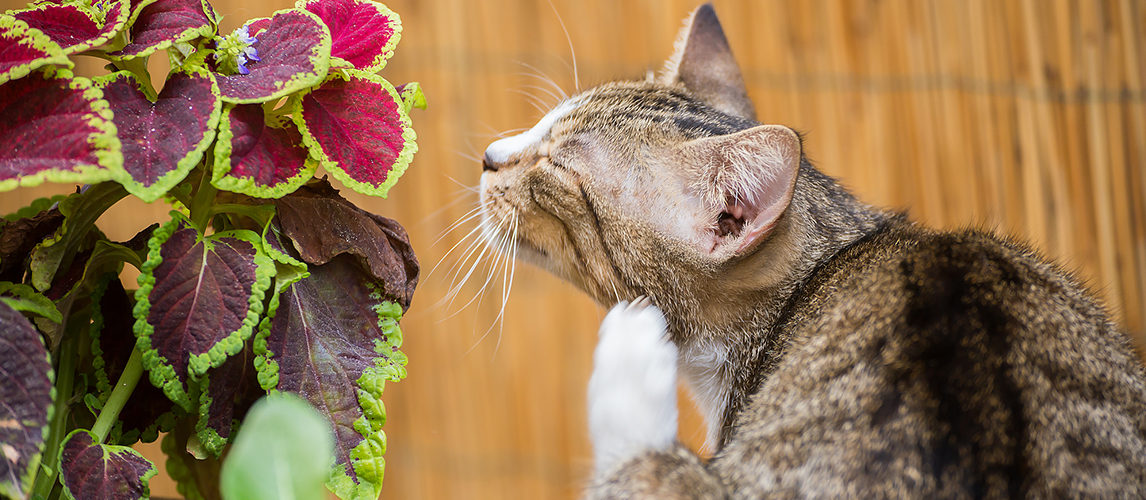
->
190 166 219 232
92 348 144 443
30 327 81 498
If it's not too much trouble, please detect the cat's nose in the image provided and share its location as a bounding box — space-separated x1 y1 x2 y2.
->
482 152 499 172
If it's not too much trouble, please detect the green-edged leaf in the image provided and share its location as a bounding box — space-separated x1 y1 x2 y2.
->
0 301 53 499
273 179 418 311
134 217 274 411
215 9 330 104
0 281 61 322
254 255 407 500
219 395 333 500
0 67 122 193
296 0 400 72
211 103 315 197
0 16 71 86
26 183 128 294
394 81 425 113
196 337 263 457
107 0 214 59
10 0 129 56
89 275 175 445
95 69 221 202
294 70 416 198
58 429 158 500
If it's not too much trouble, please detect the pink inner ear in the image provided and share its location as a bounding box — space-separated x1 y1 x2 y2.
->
733 180 794 254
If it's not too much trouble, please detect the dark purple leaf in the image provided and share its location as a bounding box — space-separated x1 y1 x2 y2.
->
0 16 71 85
134 218 274 411
108 0 214 59
255 254 406 499
0 68 121 192
97 70 221 202
0 205 63 282
196 338 263 456
89 276 174 444
215 10 330 104
10 0 129 56
211 103 315 197
294 70 416 197
297 0 400 72
274 178 418 311
0 301 53 499
59 429 157 500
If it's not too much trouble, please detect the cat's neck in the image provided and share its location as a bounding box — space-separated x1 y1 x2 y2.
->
674 161 892 448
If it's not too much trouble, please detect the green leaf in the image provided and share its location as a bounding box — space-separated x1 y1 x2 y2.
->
0 281 61 322
219 395 334 500
26 183 127 292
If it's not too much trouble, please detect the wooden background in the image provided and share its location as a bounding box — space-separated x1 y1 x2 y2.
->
2 0 1144 499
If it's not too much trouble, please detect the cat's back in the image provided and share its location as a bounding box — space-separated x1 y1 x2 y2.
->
717 218 1146 498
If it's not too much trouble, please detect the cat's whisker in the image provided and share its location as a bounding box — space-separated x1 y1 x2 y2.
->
514 61 569 100
429 204 484 248
545 0 579 91
427 219 488 294
520 84 564 109
419 194 476 230
508 89 549 114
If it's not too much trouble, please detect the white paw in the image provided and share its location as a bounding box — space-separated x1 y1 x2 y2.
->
588 297 679 475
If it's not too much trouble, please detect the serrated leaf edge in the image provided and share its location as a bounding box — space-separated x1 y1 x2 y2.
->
0 66 124 193
292 69 417 199
57 429 158 500
96 69 222 203
217 9 332 105
295 0 402 73
210 103 318 198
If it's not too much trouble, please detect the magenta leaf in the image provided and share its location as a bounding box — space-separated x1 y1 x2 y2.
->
133 217 274 411
215 9 330 104
254 255 406 500
58 429 158 500
196 338 263 456
294 70 416 198
296 0 400 72
108 0 214 59
0 16 71 85
211 103 316 198
96 69 221 202
0 301 53 499
10 0 129 56
0 67 122 193
273 179 418 311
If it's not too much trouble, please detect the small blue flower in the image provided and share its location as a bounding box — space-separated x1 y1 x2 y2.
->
216 25 261 76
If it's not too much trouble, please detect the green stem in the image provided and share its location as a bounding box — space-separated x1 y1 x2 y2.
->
190 167 219 232
30 326 82 498
120 56 156 98
91 349 143 444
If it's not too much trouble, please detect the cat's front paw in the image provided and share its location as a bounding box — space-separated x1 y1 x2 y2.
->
588 297 679 475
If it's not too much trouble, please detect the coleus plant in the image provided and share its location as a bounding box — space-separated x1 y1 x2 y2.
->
0 0 423 497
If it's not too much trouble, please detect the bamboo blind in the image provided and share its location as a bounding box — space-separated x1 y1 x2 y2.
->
1 1 1143 499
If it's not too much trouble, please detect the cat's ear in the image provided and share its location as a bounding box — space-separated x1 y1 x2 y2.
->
660 3 755 121
675 124 800 255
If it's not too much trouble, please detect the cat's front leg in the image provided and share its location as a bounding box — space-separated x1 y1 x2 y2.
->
588 297 679 476
586 299 725 500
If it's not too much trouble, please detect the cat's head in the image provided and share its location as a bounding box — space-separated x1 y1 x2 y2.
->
479 4 806 317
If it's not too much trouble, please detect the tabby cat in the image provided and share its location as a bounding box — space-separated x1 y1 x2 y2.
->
478 4 1146 498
